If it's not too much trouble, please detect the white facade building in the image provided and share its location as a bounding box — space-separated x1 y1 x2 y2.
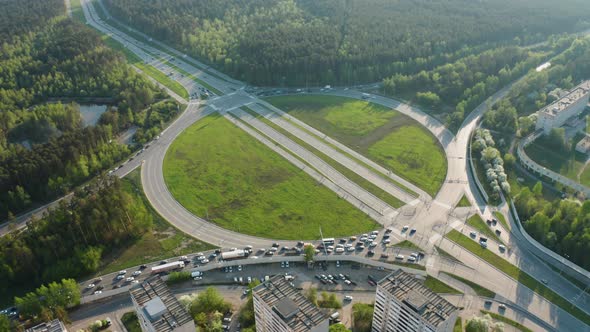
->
253 275 330 332
372 270 458 332
536 81 590 134
26 319 68 332
130 276 194 332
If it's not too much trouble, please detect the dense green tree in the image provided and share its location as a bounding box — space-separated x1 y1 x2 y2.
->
329 323 348 332
14 279 80 323
352 303 373 332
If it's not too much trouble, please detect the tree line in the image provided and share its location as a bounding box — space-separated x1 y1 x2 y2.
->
103 0 590 86
0 179 153 294
0 1 181 218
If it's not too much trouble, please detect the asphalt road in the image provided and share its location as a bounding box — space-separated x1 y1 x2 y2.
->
7 0 590 330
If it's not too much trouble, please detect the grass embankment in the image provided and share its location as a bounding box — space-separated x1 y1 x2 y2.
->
493 211 510 231
241 106 405 209
457 194 471 207
480 310 533 332
163 113 379 239
443 272 496 298
445 229 590 325
435 246 461 263
466 214 503 244
97 169 214 275
266 95 447 196
164 61 223 95
102 37 189 100
424 276 462 294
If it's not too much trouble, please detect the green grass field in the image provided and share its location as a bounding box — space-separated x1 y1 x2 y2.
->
265 95 447 196
493 211 510 231
122 312 142 332
391 240 422 251
480 310 533 332
466 214 503 244
453 317 463 332
163 114 379 240
424 276 462 294
445 229 590 324
443 272 496 298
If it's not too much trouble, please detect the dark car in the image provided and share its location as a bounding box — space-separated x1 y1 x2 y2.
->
159 260 167 265
96 285 104 291
272 242 280 247
367 250 375 256
139 264 148 270
495 229 502 236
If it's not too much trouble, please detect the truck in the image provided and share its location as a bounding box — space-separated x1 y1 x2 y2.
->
221 249 248 261
151 261 184 274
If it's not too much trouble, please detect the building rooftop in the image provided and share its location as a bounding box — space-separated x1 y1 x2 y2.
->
253 275 329 331
378 269 458 328
26 319 67 332
541 81 590 116
130 276 193 332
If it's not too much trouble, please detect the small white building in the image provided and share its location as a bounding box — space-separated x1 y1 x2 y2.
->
536 81 590 135
372 269 458 332
26 319 67 332
130 276 194 332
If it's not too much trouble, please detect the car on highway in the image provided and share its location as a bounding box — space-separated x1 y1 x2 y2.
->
118 270 127 275
344 296 353 301
132 271 142 276
87 283 95 289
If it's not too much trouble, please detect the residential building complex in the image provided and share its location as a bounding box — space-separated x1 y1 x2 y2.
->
129 276 194 332
26 319 68 332
372 269 458 332
253 275 330 332
536 80 590 134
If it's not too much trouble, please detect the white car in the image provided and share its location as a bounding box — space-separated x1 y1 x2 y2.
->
131 280 140 284
402 225 409 232
344 296 353 301
118 270 127 275
396 254 405 260
93 290 102 295
346 247 355 252
116 275 125 280
132 271 142 276
126 277 135 282
87 284 95 289
369 242 377 247
201 259 210 264
382 239 391 244
238 265 243 271
180 256 188 260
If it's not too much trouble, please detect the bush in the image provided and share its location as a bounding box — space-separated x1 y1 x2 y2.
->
166 271 191 284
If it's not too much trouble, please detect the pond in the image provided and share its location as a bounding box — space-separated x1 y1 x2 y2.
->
79 104 108 126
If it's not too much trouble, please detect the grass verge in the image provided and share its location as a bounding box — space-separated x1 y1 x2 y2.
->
480 310 533 332
424 276 462 294
457 194 471 207
164 61 223 95
445 229 590 325
466 214 503 244
443 272 496 298
242 107 405 209
163 113 379 239
453 317 463 332
391 240 423 251
493 211 510 231
435 246 461 263
69 0 85 23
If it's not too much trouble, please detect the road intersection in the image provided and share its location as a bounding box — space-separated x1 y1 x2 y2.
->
7 0 590 330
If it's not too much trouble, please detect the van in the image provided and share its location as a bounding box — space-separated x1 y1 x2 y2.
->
191 271 202 278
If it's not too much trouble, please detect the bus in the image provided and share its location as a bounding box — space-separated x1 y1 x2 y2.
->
322 238 335 246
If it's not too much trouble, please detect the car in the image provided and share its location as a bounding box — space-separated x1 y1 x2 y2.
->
350 236 357 241
344 296 353 301
408 256 416 262
480 241 488 248
116 275 125 280
180 255 188 261
381 253 390 259
367 250 375 256
541 279 548 285
118 270 127 275
93 290 102 295
495 229 502 236
402 225 409 232
499 244 506 252
409 228 417 235
382 239 391 244
469 231 477 238
132 271 142 276
385 228 393 233
159 260 167 265
395 254 404 260
368 280 376 286
96 285 104 291
369 242 378 247
347 246 355 252
499 304 506 311
265 251 274 256
139 265 148 270
320 279 327 284
248 276 252 283
336 260 341 267
243 289 250 296
339 238 347 244
131 280 140 284
371 230 379 235
126 277 135 282
272 242 280 247
87 284 95 289
112 285 121 289
344 279 352 285
193 277 202 281
492 219 498 226
201 259 210 264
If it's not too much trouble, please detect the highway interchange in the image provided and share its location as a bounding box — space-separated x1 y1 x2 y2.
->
4 0 590 330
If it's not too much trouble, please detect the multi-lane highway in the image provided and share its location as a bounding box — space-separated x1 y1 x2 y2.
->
7 0 590 330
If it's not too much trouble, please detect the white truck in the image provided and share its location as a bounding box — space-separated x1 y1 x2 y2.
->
221 249 248 261
151 261 184 274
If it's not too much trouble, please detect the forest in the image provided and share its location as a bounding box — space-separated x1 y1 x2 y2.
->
0 0 180 219
515 183 590 270
0 179 153 295
102 0 590 86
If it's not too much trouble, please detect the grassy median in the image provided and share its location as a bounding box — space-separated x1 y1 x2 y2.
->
446 229 590 325
163 114 379 240
266 95 447 196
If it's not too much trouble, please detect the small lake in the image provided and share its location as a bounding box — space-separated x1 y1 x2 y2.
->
80 104 108 126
